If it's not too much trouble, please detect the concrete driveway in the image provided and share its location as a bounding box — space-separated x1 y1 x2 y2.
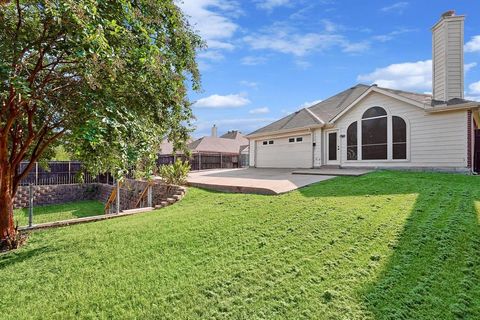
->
187 168 337 195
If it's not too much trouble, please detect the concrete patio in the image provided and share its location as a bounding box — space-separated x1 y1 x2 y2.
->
187 168 372 195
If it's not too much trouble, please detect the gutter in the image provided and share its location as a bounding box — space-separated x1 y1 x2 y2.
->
246 124 324 139
424 102 480 113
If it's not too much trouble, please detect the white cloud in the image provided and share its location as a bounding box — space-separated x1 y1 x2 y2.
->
249 107 270 114
241 56 268 65
358 60 478 92
194 94 250 108
299 100 322 108
240 80 259 88
465 62 477 73
372 28 417 42
469 81 480 95
178 0 240 51
381 2 409 13
465 35 480 53
342 41 370 53
244 28 369 56
358 60 432 92
255 0 292 11
198 50 225 61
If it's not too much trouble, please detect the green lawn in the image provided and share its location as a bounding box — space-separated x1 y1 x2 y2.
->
14 200 104 226
1 171 480 319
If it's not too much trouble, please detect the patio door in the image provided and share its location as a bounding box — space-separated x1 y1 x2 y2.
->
326 131 340 165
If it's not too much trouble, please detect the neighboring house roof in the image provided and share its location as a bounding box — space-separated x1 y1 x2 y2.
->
159 139 193 155
159 141 174 155
188 131 249 154
247 83 479 137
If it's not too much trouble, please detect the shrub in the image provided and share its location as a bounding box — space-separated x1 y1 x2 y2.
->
159 159 190 185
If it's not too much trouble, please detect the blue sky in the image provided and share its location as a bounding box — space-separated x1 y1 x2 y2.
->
177 0 480 138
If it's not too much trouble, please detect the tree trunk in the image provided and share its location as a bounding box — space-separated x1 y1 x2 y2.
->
0 172 15 244
0 191 15 239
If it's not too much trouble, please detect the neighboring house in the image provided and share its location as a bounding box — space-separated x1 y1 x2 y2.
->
188 125 249 155
159 125 250 169
247 11 480 173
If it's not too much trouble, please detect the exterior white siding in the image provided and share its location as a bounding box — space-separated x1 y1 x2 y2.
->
249 139 256 167
432 15 464 101
313 129 322 167
333 92 468 169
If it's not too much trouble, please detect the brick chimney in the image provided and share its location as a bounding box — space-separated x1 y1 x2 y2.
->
432 10 465 101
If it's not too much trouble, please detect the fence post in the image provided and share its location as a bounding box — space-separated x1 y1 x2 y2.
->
68 161 71 184
220 153 223 168
35 162 38 185
116 180 121 214
28 183 33 227
147 184 153 207
198 153 201 170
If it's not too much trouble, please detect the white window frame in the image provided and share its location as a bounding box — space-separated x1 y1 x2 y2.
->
344 106 410 162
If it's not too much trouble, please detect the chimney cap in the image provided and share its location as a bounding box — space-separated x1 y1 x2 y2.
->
441 10 455 18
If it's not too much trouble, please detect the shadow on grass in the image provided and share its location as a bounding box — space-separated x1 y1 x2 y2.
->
299 170 480 319
0 246 54 270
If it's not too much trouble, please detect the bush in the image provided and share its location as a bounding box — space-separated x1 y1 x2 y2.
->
159 159 190 185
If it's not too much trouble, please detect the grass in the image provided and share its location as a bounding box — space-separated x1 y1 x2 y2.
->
13 200 104 226
1 171 480 319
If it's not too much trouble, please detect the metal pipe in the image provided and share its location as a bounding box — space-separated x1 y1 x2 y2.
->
28 183 33 227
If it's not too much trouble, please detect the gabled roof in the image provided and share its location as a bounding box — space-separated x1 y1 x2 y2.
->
247 83 480 138
188 132 248 154
220 131 242 139
248 107 323 136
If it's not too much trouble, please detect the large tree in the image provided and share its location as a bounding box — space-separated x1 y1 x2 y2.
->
0 0 202 246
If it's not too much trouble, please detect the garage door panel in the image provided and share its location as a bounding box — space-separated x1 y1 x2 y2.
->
256 136 312 168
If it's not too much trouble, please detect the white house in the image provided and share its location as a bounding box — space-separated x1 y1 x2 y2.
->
247 11 480 173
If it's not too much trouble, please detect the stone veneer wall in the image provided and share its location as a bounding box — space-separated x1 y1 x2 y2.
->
14 180 182 210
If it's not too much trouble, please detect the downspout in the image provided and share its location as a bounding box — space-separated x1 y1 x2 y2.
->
309 129 314 169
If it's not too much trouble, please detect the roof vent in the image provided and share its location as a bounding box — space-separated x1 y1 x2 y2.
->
371 83 378 87
441 10 455 18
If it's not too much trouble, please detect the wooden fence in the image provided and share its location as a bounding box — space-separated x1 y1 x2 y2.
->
18 161 112 186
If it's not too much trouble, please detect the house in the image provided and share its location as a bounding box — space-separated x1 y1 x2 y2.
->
247 11 480 173
159 125 250 169
188 125 249 155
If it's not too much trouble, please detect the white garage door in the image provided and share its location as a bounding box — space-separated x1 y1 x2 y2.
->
256 135 312 168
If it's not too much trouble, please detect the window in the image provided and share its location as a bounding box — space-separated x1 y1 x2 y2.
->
289 138 295 143
393 116 407 159
262 141 268 145
347 122 357 160
362 106 387 119
268 140 274 145
346 107 408 161
362 107 387 160
296 137 303 142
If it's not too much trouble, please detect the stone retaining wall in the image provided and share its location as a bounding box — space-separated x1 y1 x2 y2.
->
14 180 184 210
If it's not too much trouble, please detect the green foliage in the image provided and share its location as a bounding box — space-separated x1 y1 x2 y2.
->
158 159 190 185
1 171 480 319
1 0 203 179
51 146 71 161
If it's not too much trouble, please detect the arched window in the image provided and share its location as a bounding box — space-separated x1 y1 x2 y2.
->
392 116 407 159
362 107 387 160
362 106 387 119
347 122 357 160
